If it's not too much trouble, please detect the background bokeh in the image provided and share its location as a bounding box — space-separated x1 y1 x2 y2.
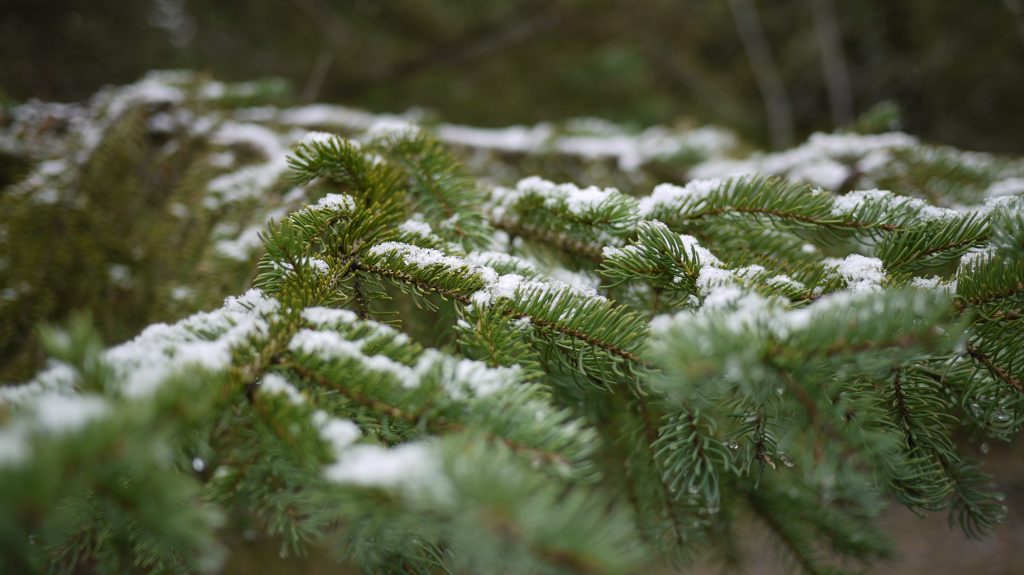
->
3 0 1024 153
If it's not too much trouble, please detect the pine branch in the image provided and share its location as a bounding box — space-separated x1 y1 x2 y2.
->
358 243 651 372
745 488 826 575
4 77 1023 574
282 359 575 470
493 216 606 262
966 344 1023 394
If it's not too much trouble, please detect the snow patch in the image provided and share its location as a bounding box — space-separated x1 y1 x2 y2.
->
834 255 886 292
399 219 433 237
31 393 109 433
300 131 339 147
692 132 918 189
260 373 305 405
639 179 722 218
308 193 356 214
324 442 450 499
301 307 359 327
985 177 1024 198
492 176 633 225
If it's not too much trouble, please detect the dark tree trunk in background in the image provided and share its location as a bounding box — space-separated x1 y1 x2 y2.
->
811 0 854 128
727 0 795 149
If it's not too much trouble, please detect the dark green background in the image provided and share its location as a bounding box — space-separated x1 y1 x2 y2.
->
3 0 1023 152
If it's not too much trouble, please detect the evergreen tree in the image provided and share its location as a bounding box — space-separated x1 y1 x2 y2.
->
1 73 1023 574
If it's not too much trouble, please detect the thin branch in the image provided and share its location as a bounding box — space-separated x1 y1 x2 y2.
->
954 285 1024 312
890 367 917 450
676 206 903 232
346 259 371 320
966 344 1023 394
492 217 605 262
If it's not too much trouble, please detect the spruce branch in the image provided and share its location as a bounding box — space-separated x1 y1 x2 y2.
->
966 344 1023 394
3 80 1023 574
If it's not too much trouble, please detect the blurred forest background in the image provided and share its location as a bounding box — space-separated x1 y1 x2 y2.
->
2 0 1024 153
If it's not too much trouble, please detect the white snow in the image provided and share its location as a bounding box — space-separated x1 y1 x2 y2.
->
260 373 305 405
492 176 634 224
301 306 360 328
438 358 518 400
307 258 330 276
464 251 539 274
308 193 356 214
299 131 339 147
601 246 624 258
831 189 893 215
692 132 918 189
603 223 727 288
639 179 722 218
474 268 605 309
31 393 109 433
399 219 433 237
678 232 723 268
695 266 737 294
107 264 132 286
647 313 675 335
324 442 449 499
986 177 1024 198
969 193 1024 218
546 268 601 291
439 121 735 171
0 363 77 406
560 126 735 171
960 246 997 268
789 159 849 190
298 303 523 400
209 150 237 167
106 75 185 119
316 414 362 453
369 242 499 285
279 105 364 128
215 226 264 261
765 274 806 290
205 122 290 208
0 390 111 467
438 123 553 153
0 432 28 466
102 289 281 397
913 276 942 288
364 118 421 141
833 254 886 292
289 329 418 388
832 189 958 220
271 256 332 277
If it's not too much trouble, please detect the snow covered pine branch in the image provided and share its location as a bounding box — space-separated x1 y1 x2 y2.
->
1 73 1023 574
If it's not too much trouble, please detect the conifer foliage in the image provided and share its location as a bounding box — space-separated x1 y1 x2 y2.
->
2 74 1024 574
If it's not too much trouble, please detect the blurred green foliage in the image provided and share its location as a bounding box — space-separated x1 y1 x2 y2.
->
0 105 255 381
2 0 1023 152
